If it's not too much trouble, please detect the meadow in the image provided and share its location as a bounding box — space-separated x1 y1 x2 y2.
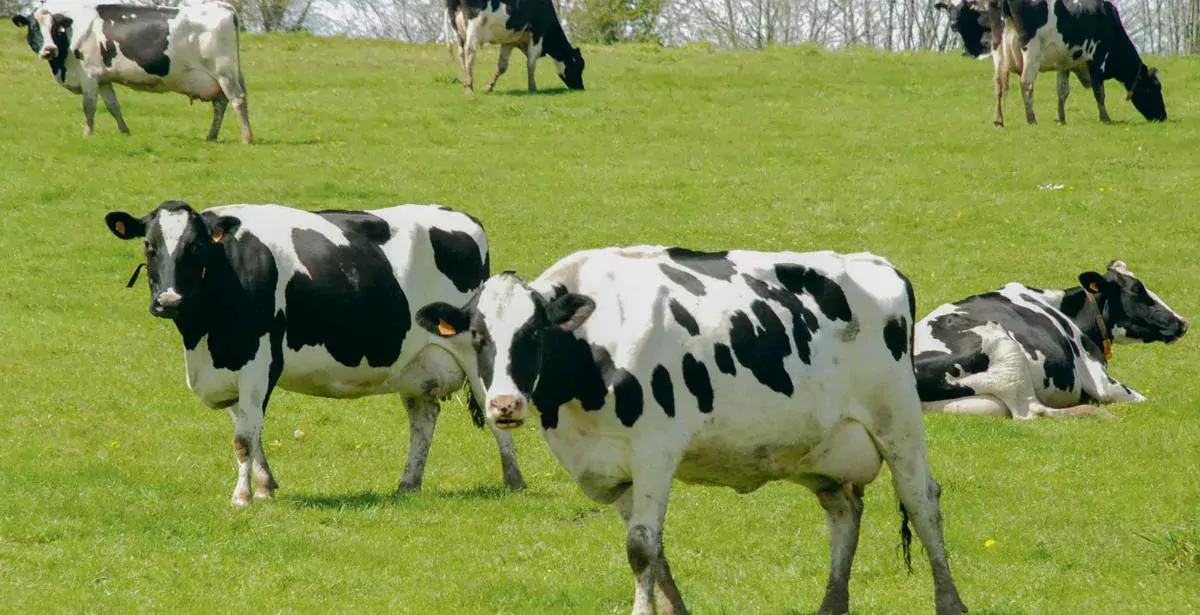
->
1 32 1199 614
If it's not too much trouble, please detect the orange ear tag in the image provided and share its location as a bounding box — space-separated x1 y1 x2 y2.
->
1089 282 1100 292
114 220 126 236
201 267 207 279
212 228 225 243
1103 339 1113 359
437 320 457 336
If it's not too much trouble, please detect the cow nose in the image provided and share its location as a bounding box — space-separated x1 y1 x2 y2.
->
488 395 526 427
157 289 183 308
1179 319 1189 336
39 47 55 59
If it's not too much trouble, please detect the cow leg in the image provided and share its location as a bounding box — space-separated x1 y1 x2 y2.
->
1089 67 1113 123
228 404 272 506
524 43 539 91
1020 63 1038 125
397 395 441 493
992 58 1008 127
462 25 481 94
216 75 252 144
484 45 513 93
813 483 864 615
1056 71 1070 125
1037 404 1118 420
617 453 686 615
81 89 98 137
488 422 527 490
97 83 130 134
208 92 228 142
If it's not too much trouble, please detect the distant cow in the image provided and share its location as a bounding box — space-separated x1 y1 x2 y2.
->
915 261 1187 420
936 0 1002 58
105 202 525 506
983 0 1166 125
447 0 584 93
12 1 252 142
416 246 967 615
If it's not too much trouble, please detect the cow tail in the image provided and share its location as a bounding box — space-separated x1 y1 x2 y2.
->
233 12 247 92
898 502 915 574
466 389 486 428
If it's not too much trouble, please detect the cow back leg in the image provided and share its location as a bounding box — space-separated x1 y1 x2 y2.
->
397 394 441 492
97 83 130 134
617 451 687 615
484 45 513 93
1056 71 1070 124
811 482 864 615
208 92 228 142
215 74 252 144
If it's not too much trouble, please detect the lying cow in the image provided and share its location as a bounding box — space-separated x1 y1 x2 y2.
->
447 0 585 93
988 0 1166 125
12 1 252 142
916 261 1187 419
416 246 968 615
104 201 525 506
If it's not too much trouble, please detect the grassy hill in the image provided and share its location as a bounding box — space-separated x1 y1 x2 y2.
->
1 33 1198 614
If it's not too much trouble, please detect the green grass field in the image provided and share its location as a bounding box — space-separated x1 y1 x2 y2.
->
2 33 1199 614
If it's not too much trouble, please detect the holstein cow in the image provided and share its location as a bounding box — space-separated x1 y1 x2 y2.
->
447 0 585 93
416 246 968 615
11 1 252 142
916 261 1187 420
936 0 1003 58
988 0 1166 126
104 201 526 506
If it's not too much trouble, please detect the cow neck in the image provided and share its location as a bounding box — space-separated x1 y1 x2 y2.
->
540 22 572 61
1103 27 1144 92
1061 286 1112 361
172 242 241 350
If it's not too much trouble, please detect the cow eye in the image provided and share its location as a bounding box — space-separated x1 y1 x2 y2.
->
1132 283 1145 294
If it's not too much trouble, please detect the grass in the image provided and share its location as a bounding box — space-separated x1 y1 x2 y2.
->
2 33 1200 614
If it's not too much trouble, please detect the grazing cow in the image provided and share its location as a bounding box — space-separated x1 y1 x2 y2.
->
447 0 585 93
988 0 1165 126
915 261 1187 420
416 246 968 615
11 1 252 142
104 201 526 506
936 0 1003 58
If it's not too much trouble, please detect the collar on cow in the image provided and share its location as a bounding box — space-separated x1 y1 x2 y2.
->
1126 68 1144 101
1082 285 1113 359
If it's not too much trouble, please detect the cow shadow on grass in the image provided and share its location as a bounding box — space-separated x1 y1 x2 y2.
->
284 484 544 510
785 610 1021 615
493 88 573 97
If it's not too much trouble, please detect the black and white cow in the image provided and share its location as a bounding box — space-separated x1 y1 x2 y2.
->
986 0 1165 126
915 261 1187 420
12 1 252 142
936 0 1003 58
447 0 585 93
104 201 526 506
416 246 967 615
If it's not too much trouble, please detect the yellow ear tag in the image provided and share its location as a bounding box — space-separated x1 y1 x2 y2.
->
1103 339 1113 359
201 267 207 279
437 319 457 336
114 220 126 236
1125 90 1134 101
212 228 225 243
1089 282 1100 292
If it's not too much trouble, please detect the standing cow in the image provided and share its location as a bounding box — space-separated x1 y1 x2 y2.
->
915 261 1187 419
104 201 526 506
12 1 252 142
447 0 585 93
416 246 967 615
988 0 1165 125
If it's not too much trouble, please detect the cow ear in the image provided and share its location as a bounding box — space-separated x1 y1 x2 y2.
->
934 2 949 10
1149 66 1159 77
1079 271 1107 294
12 15 29 27
416 302 470 338
206 215 241 244
105 211 147 239
546 293 595 333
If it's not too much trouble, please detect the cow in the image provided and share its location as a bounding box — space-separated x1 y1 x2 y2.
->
415 246 968 615
103 201 526 506
936 0 1003 58
984 0 1165 126
11 1 252 142
446 0 585 94
915 260 1187 420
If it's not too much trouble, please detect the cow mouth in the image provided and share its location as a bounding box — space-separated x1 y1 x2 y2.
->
494 418 524 430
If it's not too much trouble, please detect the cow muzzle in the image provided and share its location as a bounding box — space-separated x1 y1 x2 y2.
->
151 289 183 318
488 395 526 429
39 46 56 59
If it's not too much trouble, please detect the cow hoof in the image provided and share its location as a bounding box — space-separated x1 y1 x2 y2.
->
993 121 1004 128
232 492 252 507
396 482 421 494
483 84 495 93
253 489 275 501
504 476 527 491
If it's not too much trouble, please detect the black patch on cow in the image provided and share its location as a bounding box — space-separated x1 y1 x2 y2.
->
728 301 794 396
507 319 541 395
173 221 278 371
883 316 908 361
666 247 736 281
651 365 675 417
775 264 853 322
1073 49 1083 59
669 299 700 336
41 14 72 82
713 342 736 376
681 353 714 413
428 227 487 292
1021 292 1084 359
316 210 392 244
97 6 176 77
1002 0 1049 48
914 311 990 401
531 333 609 429
261 311 287 411
742 274 818 366
611 367 644 427
284 227 410 368
658 264 706 296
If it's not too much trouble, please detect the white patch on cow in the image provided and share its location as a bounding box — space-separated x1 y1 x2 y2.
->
158 209 191 256
469 4 532 46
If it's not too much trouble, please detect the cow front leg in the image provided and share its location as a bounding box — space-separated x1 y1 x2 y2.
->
208 92 228 142
524 44 538 91
1056 71 1070 124
488 422 527 490
1020 66 1038 125
993 63 1009 127
484 45 513 93
81 89 98 137
228 405 268 506
462 30 480 93
1090 69 1113 123
97 83 130 134
397 395 441 493
216 75 252 144
617 454 687 615
813 483 864 615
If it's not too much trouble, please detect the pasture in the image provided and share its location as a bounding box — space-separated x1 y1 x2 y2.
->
1 32 1199 614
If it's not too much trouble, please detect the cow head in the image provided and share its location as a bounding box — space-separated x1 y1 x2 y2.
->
1078 260 1187 345
416 273 595 429
935 0 995 58
104 201 240 319
1128 65 1166 122
11 9 72 62
555 47 585 90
